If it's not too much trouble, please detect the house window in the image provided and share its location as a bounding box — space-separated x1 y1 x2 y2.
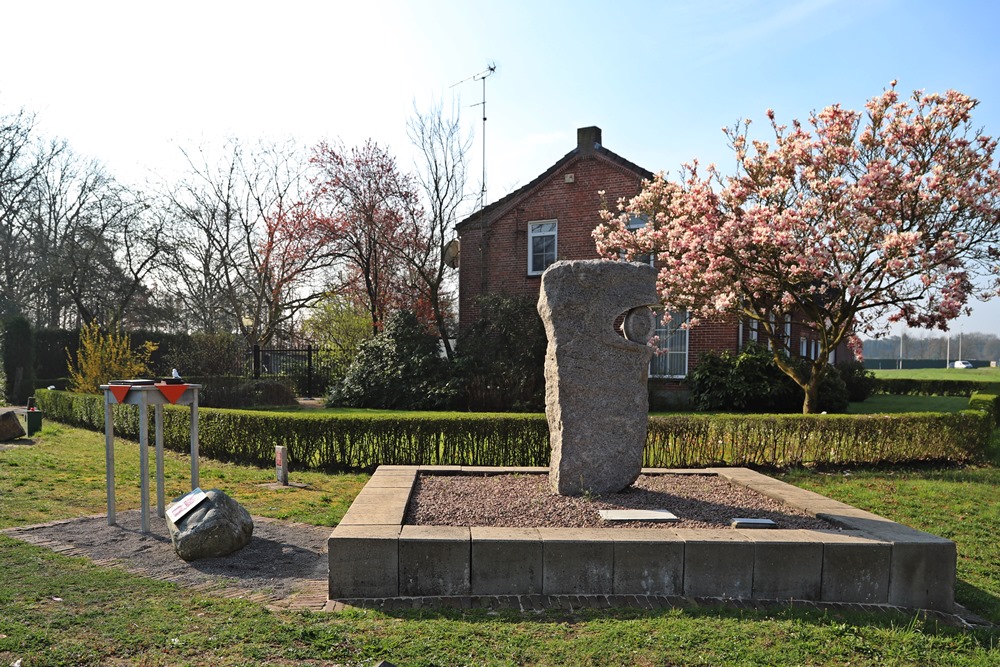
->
650 310 688 378
800 337 808 358
528 220 557 275
747 319 758 344
626 215 652 265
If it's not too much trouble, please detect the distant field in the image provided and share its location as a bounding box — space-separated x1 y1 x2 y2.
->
870 367 1000 382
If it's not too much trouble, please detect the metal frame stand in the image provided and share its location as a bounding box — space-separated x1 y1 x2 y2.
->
101 383 202 533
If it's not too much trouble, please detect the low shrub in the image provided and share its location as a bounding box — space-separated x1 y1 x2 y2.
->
35 389 990 471
187 376 298 408
687 343 849 413
969 392 1000 426
331 311 458 410
67 323 157 394
836 360 878 402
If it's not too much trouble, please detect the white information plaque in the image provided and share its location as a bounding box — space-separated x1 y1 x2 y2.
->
166 487 208 523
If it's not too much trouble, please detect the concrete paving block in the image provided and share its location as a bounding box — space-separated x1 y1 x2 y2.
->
337 501 407 526
471 527 542 595
541 529 614 595
681 529 753 598
373 465 420 473
612 529 684 595
399 526 471 596
460 466 549 475
742 530 822 600
328 525 400 598
819 532 890 604
888 537 956 612
363 473 417 489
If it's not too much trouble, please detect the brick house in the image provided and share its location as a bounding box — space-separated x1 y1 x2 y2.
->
455 126 844 403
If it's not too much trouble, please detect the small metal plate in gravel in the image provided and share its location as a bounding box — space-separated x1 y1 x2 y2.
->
599 509 679 523
730 518 778 528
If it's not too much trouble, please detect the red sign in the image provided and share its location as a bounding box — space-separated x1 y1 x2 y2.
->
109 385 131 403
155 383 189 404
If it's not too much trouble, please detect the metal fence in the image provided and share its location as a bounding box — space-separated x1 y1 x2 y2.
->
244 345 341 398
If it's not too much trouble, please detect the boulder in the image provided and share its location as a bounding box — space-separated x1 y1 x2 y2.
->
0 411 26 441
166 488 253 561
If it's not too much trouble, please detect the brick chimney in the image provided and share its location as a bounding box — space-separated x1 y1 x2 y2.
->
577 126 602 155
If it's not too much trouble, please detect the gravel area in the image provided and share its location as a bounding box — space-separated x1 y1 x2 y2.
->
3 510 331 601
405 473 834 530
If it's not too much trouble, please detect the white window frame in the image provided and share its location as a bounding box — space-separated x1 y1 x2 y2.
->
527 220 558 275
800 337 808 358
626 215 653 266
650 310 689 379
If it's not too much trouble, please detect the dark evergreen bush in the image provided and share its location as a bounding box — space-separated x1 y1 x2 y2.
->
455 295 547 412
687 343 849 413
836 359 878 402
2 316 35 404
331 310 458 410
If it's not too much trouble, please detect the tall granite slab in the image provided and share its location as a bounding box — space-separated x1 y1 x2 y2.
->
537 259 659 495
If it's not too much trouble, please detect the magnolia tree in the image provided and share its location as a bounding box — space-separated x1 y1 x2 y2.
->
594 83 1000 413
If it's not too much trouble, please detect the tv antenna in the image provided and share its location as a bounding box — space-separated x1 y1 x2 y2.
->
451 62 496 214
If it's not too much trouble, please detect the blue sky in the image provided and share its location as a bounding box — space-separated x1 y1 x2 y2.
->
2 0 998 336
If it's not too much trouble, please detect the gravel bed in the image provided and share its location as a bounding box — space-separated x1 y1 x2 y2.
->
405 473 833 530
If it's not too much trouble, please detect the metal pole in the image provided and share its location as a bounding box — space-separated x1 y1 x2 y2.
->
253 345 261 379
307 344 313 399
155 403 165 518
104 390 115 526
139 389 150 533
190 389 200 489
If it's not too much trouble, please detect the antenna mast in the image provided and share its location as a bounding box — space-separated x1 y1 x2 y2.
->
451 62 496 214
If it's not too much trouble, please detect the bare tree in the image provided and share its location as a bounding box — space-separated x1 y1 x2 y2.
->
24 145 167 328
310 139 420 336
165 138 339 347
395 101 471 360
0 107 58 318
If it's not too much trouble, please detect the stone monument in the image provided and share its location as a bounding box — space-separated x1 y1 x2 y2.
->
537 259 660 495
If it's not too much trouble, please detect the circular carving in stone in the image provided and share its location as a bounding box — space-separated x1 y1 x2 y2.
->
622 307 656 343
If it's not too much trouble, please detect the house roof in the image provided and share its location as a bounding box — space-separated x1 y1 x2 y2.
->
455 126 654 232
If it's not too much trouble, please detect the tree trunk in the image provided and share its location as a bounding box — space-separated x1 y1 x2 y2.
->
802 378 820 414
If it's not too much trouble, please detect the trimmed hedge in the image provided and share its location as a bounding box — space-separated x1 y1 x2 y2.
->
969 392 1000 426
645 412 991 467
34 389 992 471
874 378 1000 397
34 389 550 471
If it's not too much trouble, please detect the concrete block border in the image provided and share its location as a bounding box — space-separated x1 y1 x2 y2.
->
328 466 955 612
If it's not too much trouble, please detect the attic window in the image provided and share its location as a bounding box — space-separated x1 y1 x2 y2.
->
528 220 557 275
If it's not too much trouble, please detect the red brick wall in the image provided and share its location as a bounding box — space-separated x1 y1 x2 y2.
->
458 153 644 329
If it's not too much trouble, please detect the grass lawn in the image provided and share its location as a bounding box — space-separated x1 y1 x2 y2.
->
1 422 999 665
847 394 972 414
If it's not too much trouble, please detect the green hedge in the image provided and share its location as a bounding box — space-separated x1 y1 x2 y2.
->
969 392 1000 426
645 412 991 467
874 378 1000 397
33 390 993 471
33 390 550 471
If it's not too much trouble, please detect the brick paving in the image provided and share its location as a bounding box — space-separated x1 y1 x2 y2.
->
3 518 994 630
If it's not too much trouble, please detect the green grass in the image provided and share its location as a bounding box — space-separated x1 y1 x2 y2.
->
847 394 972 414
872 367 1000 382
0 421 368 529
1 422 999 665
